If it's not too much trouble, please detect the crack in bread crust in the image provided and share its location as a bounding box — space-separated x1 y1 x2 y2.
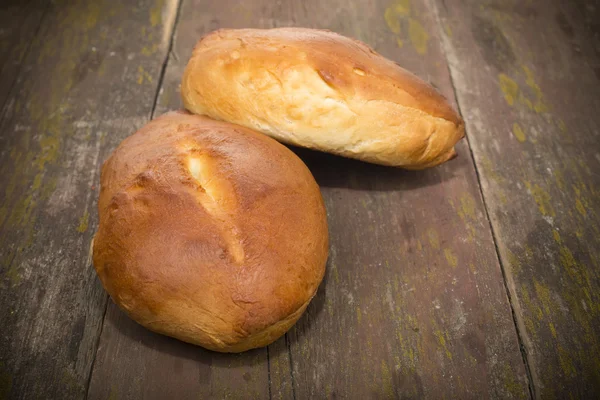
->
184 149 244 264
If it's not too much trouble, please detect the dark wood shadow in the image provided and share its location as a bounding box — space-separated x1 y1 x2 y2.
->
289 145 460 192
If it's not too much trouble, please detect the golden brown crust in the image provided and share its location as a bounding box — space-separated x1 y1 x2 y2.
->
181 28 464 169
93 111 328 352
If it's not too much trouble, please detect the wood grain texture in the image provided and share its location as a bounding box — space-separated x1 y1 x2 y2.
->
86 1 277 399
88 301 270 400
0 0 178 398
89 0 529 398
433 0 600 397
0 0 48 111
280 1 529 397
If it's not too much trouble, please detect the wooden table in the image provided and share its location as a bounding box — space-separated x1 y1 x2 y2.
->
1 0 599 398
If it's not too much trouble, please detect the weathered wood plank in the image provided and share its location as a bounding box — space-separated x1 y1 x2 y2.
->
0 0 178 398
86 0 277 399
278 1 529 397
91 0 530 399
88 301 269 400
0 0 48 110
433 0 600 397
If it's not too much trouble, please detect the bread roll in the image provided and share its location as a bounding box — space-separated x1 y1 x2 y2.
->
93 111 328 352
181 28 464 169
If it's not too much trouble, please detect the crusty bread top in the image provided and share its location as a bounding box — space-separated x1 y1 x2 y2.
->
93 111 328 352
182 28 464 168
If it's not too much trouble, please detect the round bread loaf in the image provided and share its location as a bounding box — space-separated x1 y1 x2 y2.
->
92 111 328 352
181 28 464 169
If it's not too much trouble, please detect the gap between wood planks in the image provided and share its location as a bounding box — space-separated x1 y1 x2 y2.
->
150 0 184 120
427 0 535 398
83 0 185 398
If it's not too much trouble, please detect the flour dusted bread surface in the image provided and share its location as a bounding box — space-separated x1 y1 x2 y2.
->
181 28 464 169
93 111 328 352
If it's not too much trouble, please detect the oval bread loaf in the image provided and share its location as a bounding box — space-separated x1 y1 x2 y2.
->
181 28 464 169
93 111 328 352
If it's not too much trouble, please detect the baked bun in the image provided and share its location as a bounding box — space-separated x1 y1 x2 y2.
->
181 28 464 169
93 111 328 352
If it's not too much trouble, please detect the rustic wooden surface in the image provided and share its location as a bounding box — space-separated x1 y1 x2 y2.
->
0 0 178 398
88 0 528 399
433 0 600 397
1 0 599 398
272 0 529 398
